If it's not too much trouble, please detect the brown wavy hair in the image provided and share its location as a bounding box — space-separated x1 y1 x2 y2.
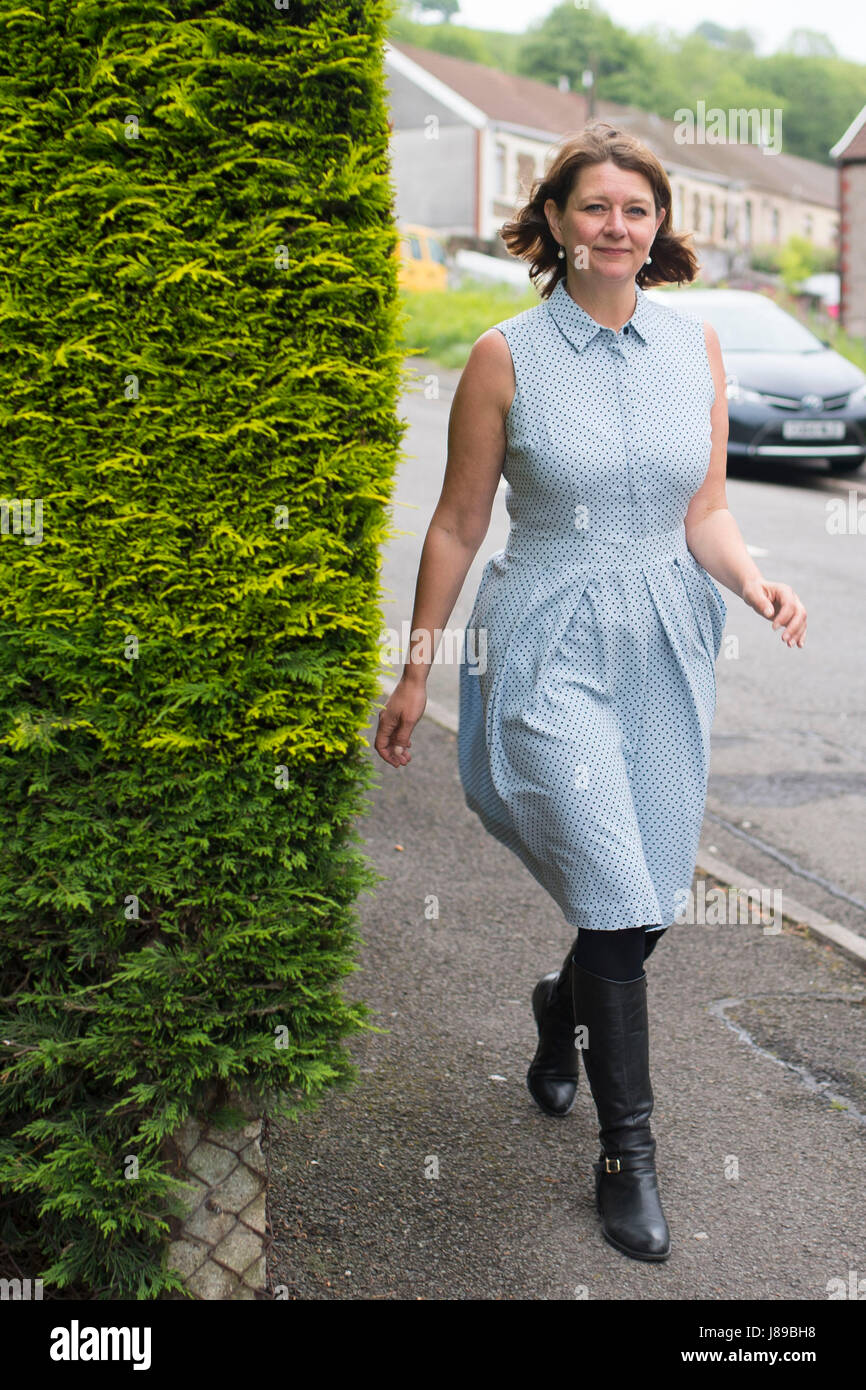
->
500 120 699 298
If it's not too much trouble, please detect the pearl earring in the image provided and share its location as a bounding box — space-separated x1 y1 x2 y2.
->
645 254 652 264
557 245 565 259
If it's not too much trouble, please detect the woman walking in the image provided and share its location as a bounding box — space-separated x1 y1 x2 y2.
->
375 122 806 1263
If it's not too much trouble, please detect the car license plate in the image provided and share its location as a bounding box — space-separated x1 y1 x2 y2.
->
781 420 846 440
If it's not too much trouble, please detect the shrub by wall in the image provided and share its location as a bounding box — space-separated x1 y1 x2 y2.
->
0 0 405 1297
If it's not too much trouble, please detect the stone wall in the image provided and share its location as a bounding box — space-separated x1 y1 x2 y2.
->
162 1089 271 1299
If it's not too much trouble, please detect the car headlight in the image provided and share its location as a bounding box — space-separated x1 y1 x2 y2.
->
725 376 765 405
847 381 866 407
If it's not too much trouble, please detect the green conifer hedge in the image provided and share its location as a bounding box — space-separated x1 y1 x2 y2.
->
0 0 405 1297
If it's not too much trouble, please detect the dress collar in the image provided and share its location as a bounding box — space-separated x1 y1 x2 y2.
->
545 275 652 352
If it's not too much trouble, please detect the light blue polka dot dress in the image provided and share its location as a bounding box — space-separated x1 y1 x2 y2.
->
457 276 727 932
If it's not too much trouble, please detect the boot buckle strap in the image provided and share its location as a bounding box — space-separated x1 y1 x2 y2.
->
604 1156 622 1174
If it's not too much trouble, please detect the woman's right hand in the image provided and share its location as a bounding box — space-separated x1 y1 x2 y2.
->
374 676 427 768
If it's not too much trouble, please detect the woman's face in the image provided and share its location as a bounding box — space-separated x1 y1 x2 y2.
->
545 159 666 285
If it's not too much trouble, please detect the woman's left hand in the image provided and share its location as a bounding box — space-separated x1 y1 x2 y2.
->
742 577 807 647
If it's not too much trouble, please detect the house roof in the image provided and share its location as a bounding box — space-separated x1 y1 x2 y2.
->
387 40 589 133
830 104 866 162
387 40 837 209
590 98 837 208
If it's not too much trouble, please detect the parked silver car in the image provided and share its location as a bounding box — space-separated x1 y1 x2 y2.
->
646 287 866 474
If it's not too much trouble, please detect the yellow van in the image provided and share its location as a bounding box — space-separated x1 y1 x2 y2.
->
395 224 448 292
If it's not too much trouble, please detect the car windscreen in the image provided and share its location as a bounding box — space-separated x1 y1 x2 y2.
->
661 297 825 353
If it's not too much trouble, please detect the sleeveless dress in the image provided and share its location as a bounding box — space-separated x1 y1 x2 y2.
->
457 277 727 933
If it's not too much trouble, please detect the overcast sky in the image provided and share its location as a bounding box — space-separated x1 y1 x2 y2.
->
431 0 866 65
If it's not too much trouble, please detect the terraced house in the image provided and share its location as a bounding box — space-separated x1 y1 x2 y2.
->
384 40 839 286
831 104 866 338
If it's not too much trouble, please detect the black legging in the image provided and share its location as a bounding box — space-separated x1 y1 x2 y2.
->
572 924 666 982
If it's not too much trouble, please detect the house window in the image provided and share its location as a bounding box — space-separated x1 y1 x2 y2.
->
771 207 780 243
675 184 684 228
708 196 716 239
744 200 752 243
692 192 701 233
804 213 813 237
516 152 536 197
494 141 507 197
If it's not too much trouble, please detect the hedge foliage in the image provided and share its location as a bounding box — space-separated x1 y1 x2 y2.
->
0 0 406 1297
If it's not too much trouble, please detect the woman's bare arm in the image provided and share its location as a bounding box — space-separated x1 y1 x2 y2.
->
401 328 513 676
374 328 515 766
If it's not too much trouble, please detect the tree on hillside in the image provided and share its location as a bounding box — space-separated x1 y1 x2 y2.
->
693 22 756 54
747 52 862 163
516 1 644 106
781 29 838 58
411 0 460 22
409 23 488 62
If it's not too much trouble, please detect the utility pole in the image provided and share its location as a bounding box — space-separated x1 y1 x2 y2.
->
582 65 595 120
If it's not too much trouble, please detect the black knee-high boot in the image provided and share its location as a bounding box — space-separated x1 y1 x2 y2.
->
526 926 666 1119
571 961 671 1261
526 937 580 1116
